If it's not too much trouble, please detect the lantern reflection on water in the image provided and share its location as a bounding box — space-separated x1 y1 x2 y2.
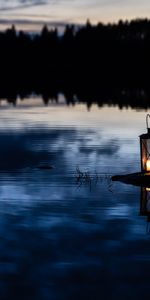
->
140 187 150 231
140 114 150 172
140 187 150 217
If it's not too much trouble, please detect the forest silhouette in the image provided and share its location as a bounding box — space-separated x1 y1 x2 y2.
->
1 19 150 108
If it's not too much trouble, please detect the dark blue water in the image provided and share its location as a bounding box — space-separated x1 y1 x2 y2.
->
0 97 149 300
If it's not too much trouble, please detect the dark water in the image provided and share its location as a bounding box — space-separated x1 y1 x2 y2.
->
0 96 150 300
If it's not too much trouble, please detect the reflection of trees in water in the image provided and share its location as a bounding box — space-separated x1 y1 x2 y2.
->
0 19 150 108
1 88 150 110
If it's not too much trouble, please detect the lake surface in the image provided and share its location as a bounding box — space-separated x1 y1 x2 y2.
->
0 95 150 300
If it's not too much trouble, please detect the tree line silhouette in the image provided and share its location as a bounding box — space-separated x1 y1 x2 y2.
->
1 19 150 106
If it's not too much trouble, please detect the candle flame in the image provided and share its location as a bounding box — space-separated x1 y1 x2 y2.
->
146 160 150 171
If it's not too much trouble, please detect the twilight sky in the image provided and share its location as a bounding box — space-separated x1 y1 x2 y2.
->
0 0 149 31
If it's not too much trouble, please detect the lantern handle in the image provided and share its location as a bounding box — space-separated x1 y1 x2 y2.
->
146 114 150 132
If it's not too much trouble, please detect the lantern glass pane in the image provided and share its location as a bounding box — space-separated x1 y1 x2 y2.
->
141 138 150 171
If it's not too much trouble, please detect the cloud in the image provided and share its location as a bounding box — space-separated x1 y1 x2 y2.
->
79 139 120 156
0 128 79 171
0 18 70 27
0 0 47 11
0 0 149 27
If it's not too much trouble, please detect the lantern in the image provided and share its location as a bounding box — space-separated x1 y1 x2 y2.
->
139 114 150 172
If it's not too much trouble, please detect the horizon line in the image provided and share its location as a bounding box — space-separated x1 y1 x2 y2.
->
0 16 149 32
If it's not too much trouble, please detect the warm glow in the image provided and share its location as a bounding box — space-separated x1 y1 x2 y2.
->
146 160 150 171
146 187 150 191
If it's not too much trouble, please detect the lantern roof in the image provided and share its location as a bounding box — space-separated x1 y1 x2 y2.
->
139 130 150 140
140 115 150 138
139 132 150 139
